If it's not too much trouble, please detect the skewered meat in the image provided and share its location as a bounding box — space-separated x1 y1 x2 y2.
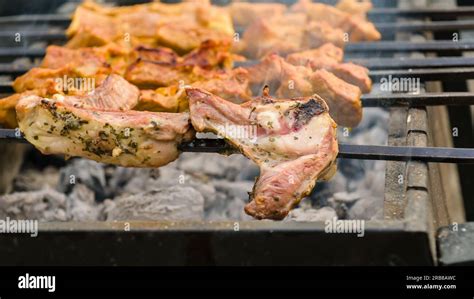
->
57 74 140 111
67 1 234 53
135 67 251 113
228 2 287 27
291 0 381 42
247 54 362 127
42 40 235 76
239 15 346 59
187 87 338 220
16 96 194 168
336 0 373 18
287 45 372 93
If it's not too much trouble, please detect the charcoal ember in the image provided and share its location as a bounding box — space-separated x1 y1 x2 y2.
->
106 186 204 221
105 166 150 198
205 181 255 221
178 153 254 180
214 180 253 201
121 164 218 211
310 171 347 208
67 184 104 221
328 192 361 219
236 163 260 181
0 188 67 221
13 167 59 192
286 207 337 222
57 159 107 200
347 195 382 220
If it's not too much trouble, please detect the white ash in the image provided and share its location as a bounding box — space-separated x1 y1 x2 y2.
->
67 184 105 221
106 186 204 221
0 188 67 221
58 159 108 200
287 207 338 222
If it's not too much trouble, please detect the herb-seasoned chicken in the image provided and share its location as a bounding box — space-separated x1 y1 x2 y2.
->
187 87 338 220
16 95 193 168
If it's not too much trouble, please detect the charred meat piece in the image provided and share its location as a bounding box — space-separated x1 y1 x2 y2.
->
247 54 362 127
187 88 338 220
16 96 194 168
287 45 372 93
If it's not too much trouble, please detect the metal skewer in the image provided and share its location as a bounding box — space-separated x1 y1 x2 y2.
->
1 129 473 164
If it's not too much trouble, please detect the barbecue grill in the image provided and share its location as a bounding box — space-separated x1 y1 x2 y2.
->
0 0 473 266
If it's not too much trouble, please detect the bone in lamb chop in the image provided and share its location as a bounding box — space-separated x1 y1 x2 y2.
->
187 87 338 220
16 75 194 168
246 54 362 127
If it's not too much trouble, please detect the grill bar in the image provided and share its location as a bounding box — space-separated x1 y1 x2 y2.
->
376 20 474 33
1 81 474 107
345 41 474 54
369 67 474 81
354 57 474 70
0 130 472 164
369 6 474 18
361 92 474 107
2 6 474 25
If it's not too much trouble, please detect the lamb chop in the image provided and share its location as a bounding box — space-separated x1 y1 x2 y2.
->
187 87 338 220
16 96 193 168
247 54 362 127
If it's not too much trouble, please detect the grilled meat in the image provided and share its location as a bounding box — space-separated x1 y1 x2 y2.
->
16 95 193 168
42 40 235 76
187 87 338 220
239 15 346 59
287 45 372 93
291 0 381 42
336 0 373 18
66 1 234 53
228 2 287 27
247 54 362 127
58 74 140 111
